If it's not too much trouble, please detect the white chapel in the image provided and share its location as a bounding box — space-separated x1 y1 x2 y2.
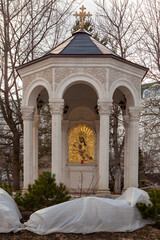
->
17 6 148 194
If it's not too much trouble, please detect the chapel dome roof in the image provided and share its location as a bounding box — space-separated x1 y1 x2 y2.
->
49 29 117 55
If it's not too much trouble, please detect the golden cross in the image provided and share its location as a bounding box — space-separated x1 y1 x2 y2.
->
73 5 92 29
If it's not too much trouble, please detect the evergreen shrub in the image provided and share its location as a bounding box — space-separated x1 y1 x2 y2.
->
137 189 160 225
0 182 12 195
15 172 71 211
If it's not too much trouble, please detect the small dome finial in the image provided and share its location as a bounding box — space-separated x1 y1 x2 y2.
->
73 5 92 29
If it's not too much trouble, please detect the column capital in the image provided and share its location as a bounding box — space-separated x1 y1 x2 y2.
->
49 99 64 114
21 106 35 120
129 106 142 121
98 100 112 115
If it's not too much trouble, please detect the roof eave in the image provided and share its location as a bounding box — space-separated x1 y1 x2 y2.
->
16 53 149 73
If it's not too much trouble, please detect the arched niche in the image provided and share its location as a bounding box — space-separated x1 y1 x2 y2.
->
63 83 99 120
56 74 105 99
109 80 141 108
23 79 52 107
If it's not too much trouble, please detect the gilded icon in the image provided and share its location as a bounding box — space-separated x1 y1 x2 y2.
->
68 124 95 164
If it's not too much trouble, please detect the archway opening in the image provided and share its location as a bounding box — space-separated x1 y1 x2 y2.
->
63 83 99 120
109 86 134 194
62 83 99 192
36 88 52 177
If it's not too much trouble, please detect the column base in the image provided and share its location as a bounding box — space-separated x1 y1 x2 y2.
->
96 189 111 197
22 187 28 194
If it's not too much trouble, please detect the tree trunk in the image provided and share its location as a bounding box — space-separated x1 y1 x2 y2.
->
12 135 20 190
114 167 122 194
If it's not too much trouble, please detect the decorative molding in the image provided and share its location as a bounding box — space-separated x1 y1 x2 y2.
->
21 106 35 120
83 67 106 89
23 68 53 93
50 100 64 114
98 101 112 115
54 67 107 90
129 107 142 121
108 68 141 94
54 68 77 89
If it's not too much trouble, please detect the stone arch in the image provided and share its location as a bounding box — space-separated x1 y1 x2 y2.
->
67 106 97 121
109 79 141 107
55 74 105 99
22 79 52 107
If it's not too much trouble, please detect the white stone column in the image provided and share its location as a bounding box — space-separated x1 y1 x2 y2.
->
62 120 69 184
97 100 112 194
50 99 64 184
123 114 130 190
21 106 34 190
32 108 40 182
128 107 141 188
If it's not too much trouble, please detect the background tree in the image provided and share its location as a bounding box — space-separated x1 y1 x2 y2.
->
109 104 125 193
71 16 99 40
137 0 160 187
94 0 144 58
137 0 160 82
139 83 160 187
94 0 160 192
38 104 52 159
0 0 78 190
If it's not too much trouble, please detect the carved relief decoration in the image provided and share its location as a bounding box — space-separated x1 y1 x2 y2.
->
108 68 141 94
50 102 64 114
83 67 106 89
23 68 52 93
54 68 77 89
98 102 112 115
129 107 142 121
21 106 35 120
54 67 107 90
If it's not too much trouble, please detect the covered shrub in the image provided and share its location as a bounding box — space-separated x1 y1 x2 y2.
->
15 172 71 211
137 189 160 225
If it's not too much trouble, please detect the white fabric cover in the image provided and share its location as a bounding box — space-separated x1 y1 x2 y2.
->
25 187 153 235
0 188 22 233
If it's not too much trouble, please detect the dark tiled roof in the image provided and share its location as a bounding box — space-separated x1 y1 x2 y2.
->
50 29 115 55
16 29 149 73
60 33 102 54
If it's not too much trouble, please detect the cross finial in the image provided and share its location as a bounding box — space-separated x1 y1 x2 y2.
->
73 5 92 29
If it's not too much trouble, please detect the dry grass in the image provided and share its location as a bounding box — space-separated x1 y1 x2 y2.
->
0 225 160 240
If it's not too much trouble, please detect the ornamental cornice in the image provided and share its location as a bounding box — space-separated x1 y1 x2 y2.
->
22 68 52 93
98 101 112 115
21 106 35 120
49 100 64 114
108 68 141 94
54 67 107 90
129 106 142 121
